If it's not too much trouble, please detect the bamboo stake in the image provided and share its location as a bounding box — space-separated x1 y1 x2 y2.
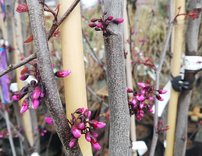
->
124 1 137 156
13 5 34 147
59 1 92 155
165 0 185 155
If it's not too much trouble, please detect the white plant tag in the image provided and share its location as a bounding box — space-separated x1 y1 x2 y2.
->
152 81 171 117
132 141 148 156
184 56 202 71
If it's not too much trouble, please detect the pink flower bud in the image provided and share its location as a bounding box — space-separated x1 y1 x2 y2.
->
136 94 145 102
91 131 98 138
55 70 71 78
75 107 85 114
77 122 85 130
69 138 77 148
107 16 114 20
85 132 91 142
20 100 28 113
32 87 41 100
71 127 81 138
113 18 124 24
44 117 53 125
90 120 106 129
88 23 97 28
84 109 91 119
32 99 40 110
91 141 101 151
16 4 28 13
90 18 98 22
137 82 148 88
156 95 164 101
148 96 154 102
20 74 29 81
139 103 144 109
132 99 137 105
96 23 103 28
126 87 133 93
157 89 167 94
12 94 21 101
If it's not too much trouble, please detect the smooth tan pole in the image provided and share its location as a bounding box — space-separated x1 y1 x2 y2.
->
59 1 93 155
14 5 34 146
165 0 185 155
123 1 137 156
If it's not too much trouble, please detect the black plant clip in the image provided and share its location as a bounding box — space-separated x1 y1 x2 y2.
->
171 75 193 92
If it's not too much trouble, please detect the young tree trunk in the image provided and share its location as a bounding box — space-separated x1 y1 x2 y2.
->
174 1 202 156
26 0 81 155
103 1 131 155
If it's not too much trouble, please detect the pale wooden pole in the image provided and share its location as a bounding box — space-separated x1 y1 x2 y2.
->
59 0 93 155
165 0 185 155
124 1 137 156
13 3 34 147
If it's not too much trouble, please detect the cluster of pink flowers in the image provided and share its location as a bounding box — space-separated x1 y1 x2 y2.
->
12 63 71 113
89 13 124 36
68 108 106 151
127 82 167 120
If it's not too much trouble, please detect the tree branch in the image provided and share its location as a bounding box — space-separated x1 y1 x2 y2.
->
149 23 173 156
26 0 81 155
103 1 131 155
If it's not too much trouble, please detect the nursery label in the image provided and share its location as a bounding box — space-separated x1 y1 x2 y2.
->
184 56 202 71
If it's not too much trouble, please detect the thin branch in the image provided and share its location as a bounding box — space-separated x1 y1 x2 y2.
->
149 23 173 156
47 0 81 39
0 53 37 77
0 0 80 78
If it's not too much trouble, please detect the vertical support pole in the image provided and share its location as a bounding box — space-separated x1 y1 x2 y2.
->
124 1 137 156
165 0 185 155
59 0 93 155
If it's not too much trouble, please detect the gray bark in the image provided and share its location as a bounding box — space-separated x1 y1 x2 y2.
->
103 1 131 156
174 1 202 156
26 0 81 155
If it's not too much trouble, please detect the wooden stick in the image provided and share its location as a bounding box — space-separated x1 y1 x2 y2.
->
59 0 93 155
165 0 185 155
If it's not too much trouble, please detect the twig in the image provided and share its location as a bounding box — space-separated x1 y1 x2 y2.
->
149 23 173 156
0 53 37 77
0 0 81 78
45 133 53 156
47 0 81 39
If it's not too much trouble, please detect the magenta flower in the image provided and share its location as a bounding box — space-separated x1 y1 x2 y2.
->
84 109 91 119
44 117 53 125
77 122 85 130
32 99 40 110
157 89 167 94
107 16 114 20
113 18 124 24
91 141 101 151
20 100 29 113
71 127 81 139
32 87 41 100
12 94 21 101
20 74 29 81
90 120 106 129
137 82 149 88
85 132 91 142
69 138 77 148
55 70 71 78
156 95 164 101
136 94 145 102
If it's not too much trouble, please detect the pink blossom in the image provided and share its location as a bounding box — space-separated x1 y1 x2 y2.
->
16 4 28 13
20 100 28 113
156 95 164 101
69 138 77 148
77 122 85 130
157 89 167 94
32 99 40 110
55 70 71 78
32 87 41 100
136 94 145 102
12 94 21 101
90 120 106 129
88 23 96 28
84 109 91 119
91 141 101 151
71 127 81 138
113 18 124 24
137 82 149 88
20 74 29 81
44 117 53 125
107 16 114 20
85 132 91 142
